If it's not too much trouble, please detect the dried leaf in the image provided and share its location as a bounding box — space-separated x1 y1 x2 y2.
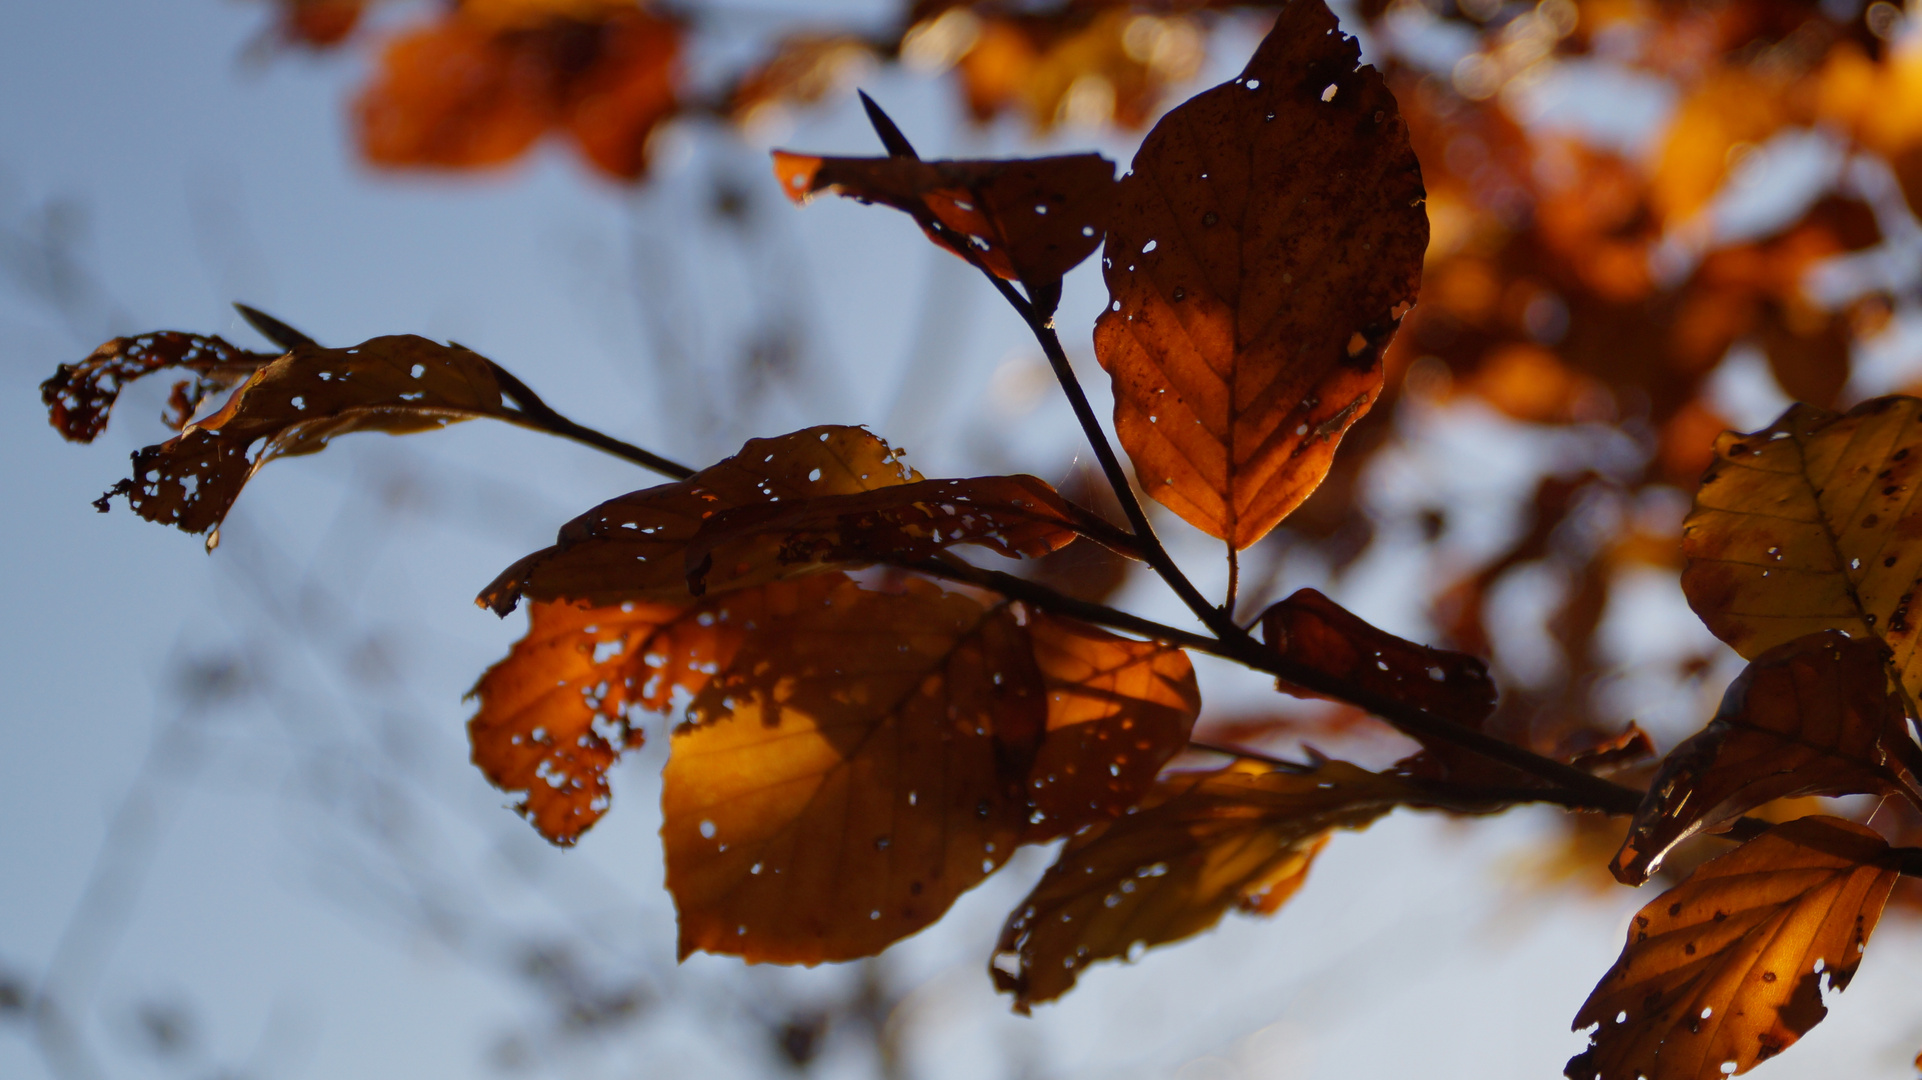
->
1681 396 1922 702
772 151 1114 291
684 473 1118 595
663 577 1044 964
1024 614 1199 838
1613 631 1922 884
558 10 680 180
1093 0 1427 548
992 758 1416 1011
1568 817 1898 1080
356 17 552 168
43 332 276 442
99 335 508 547
481 426 919 613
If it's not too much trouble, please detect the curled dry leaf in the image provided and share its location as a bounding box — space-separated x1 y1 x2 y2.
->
992 758 1417 1011
684 473 1124 595
1682 396 1922 702
1568 817 1898 1080
772 151 1114 293
662 576 1043 964
43 332 277 442
481 426 918 613
1614 630 1922 884
1093 0 1426 549
1024 613 1200 839
98 335 509 548
467 594 748 845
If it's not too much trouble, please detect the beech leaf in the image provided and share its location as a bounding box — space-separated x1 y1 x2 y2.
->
43 332 276 442
97 335 509 548
992 758 1417 1011
1613 630 1922 884
481 425 919 613
1682 396 1922 703
1568 817 1898 1080
1092 0 1427 549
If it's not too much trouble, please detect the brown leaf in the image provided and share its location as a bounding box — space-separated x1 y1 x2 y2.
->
1092 0 1427 549
1568 817 1898 1080
1681 396 1922 703
772 151 1114 291
1613 631 1922 884
467 592 751 845
663 576 1045 964
992 758 1417 1011
98 335 508 547
43 332 276 442
683 473 1123 595
480 426 919 613
1024 614 1199 839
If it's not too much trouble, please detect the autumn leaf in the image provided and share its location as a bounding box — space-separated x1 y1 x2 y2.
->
43 332 277 442
467 593 748 845
992 758 1417 1011
1568 816 1898 1080
683 473 1129 595
1613 631 1922 884
662 576 1043 964
97 335 510 548
1681 396 1922 703
480 426 919 613
772 150 1114 294
1024 613 1199 838
1092 0 1427 549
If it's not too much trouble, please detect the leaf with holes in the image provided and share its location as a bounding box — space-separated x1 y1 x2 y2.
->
992 758 1417 1011
773 151 1114 295
481 426 919 613
1568 816 1898 1080
662 576 1045 964
1682 396 1922 703
1613 630 1922 884
43 332 277 442
1092 0 1426 549
97 335 509 548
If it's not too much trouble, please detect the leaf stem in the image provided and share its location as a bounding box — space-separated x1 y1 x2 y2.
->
484 360 696 480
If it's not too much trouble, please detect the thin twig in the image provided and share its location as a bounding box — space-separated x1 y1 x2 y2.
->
484 361 696 480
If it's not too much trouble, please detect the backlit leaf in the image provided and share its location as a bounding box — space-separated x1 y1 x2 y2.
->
1024 614 1199 838
1681 396 1922 703
663 576 1044 964
1614 630 1922 884
1568 817 1898 1080
43 332 276 442
480 426 918 613
992 758 1417 1011
1093 0 1426 548
98 335 509 547
772 151 1114 291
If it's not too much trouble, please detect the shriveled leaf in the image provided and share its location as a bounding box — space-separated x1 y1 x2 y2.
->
992 759 1417 1011
684 473 1125 595
1682 396 1922 703
466 586 782 845
1024 614 1200 838
1093 0 1427 548
1614 630 1922 884
773 151 1114 291
1568 817 1898 1080
663 577 1044 964
43 332 276 442
482 426 919 613
99 335 508 547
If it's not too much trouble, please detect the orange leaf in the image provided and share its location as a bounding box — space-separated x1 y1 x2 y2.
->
43 332 275 443
1568 817 1898 1080
98 335 509 547
480 425 919 613
662 577 1044 963
355 17 553 169
992 758 1416 1011
772 151 1113 290
559 10 680 181
1613 631 1922 884
1092 0 1427 549
1024 614 1200 838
